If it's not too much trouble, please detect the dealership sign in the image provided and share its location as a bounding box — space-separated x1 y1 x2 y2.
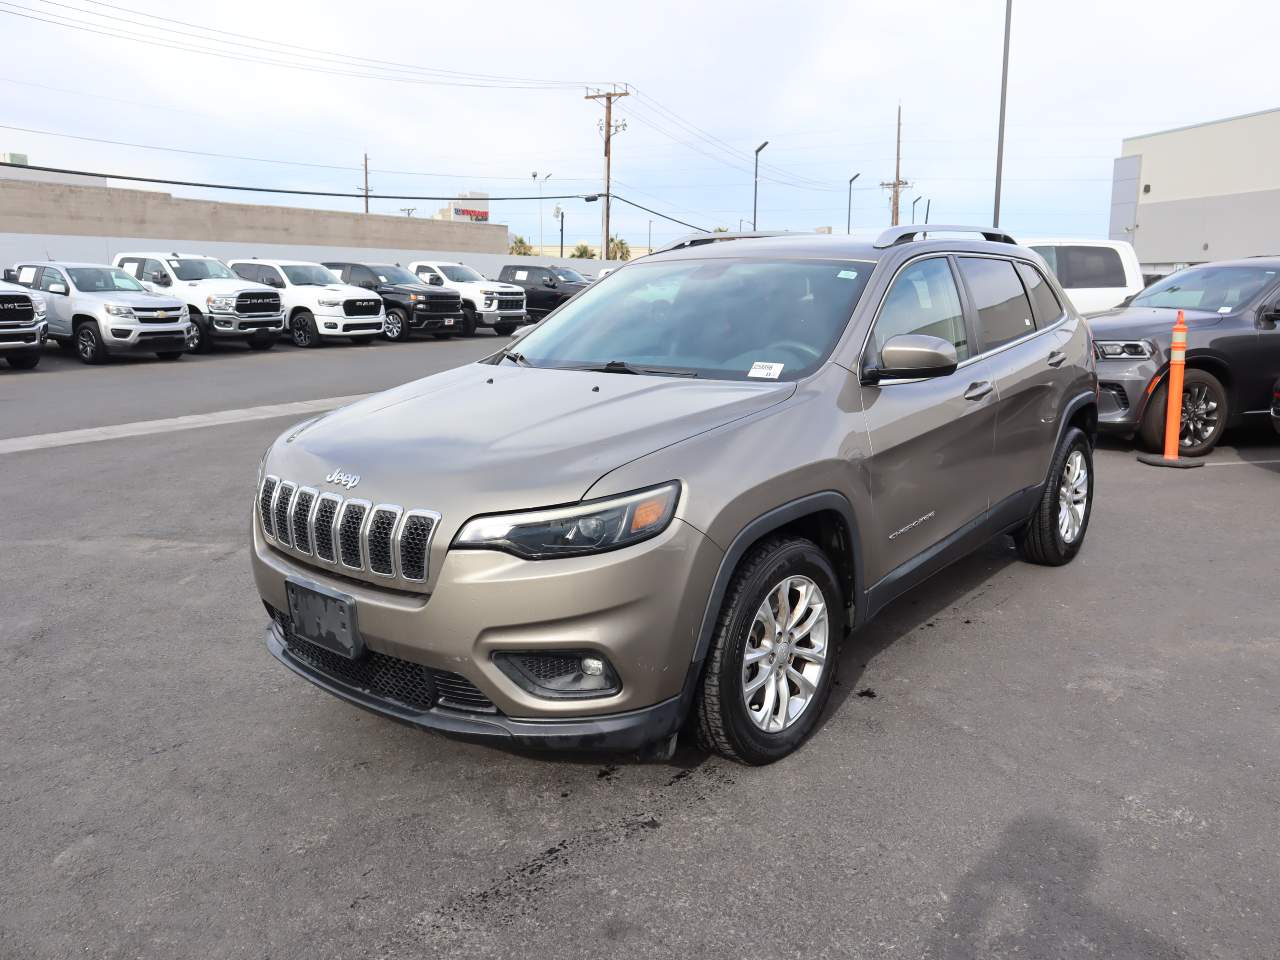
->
454 207 489 222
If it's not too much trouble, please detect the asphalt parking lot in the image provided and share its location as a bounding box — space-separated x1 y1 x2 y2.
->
1 337 1277 960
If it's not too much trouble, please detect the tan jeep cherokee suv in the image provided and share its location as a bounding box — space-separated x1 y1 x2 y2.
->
252 227 1098 764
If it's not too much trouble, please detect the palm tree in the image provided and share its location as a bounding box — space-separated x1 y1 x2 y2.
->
571 243 595 259
607 236 631 261
509 235 533 255
713 226 729 233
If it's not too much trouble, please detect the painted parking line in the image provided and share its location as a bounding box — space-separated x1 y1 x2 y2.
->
1204 458 1280 467
0 394 368 456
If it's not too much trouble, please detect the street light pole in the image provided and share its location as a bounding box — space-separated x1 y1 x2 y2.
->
993 0 1013 227
911 196 922 224
752 140 768 230
846 173 860 233
533 172 551 255
553 204 564 258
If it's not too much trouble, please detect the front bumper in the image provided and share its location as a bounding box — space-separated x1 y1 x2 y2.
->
104 321 194 352
208 312 286 337
0 320 47 351
251 514 722 735
1096 356 1161 432
410 302 464 330
477 308 529 326
312 310 384 337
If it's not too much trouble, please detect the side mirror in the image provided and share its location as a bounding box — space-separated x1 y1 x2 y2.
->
150 271 171 287
48 282 68 296
360 280 377 290
269 277 285 289
1119 293 1136 307
1261 304 1280 327
428 274 443 286
861 334 958 384
509 324 534 343
543 276 557 288
2 268 16 283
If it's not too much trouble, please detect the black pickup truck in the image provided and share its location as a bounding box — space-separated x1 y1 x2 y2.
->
497 264 590 320
323 262 464 341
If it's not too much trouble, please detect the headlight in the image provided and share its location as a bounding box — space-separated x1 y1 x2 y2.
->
408 293 424 302
317 298 341 307
1094 339 1154 360
31 297 46 319
104 304 135 317
454 482 680 560
206 295 236 312
179 305 189 318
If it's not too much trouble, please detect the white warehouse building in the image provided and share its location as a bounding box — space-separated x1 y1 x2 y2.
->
1109 107 1280 276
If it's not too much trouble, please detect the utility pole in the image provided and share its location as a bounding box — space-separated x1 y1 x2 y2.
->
846 173 861 233
993 0 1013 227
362 152 369 214
924 198 931 224
752 140 768 230
880 105 909 226
911 196 922 224
585 87 629 260
648 220 652 253
554 205 564 258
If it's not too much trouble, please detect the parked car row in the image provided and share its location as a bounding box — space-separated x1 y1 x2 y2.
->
0 253 604 368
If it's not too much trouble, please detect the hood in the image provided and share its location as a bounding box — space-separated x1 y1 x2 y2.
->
102 290 186 309
382 282 455 298
174 277 273 295
306 283 374 298
267 363 795 533
451 279 522 293
1086 306 1225 341
555 281 589 294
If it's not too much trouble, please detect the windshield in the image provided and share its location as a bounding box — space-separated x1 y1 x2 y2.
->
67 267 146 292
439 264 485 283
282 264 338 286
370 264 419 285
169 258 235 281
511 258 873 381
554 267 587 283
1132 265 1278 312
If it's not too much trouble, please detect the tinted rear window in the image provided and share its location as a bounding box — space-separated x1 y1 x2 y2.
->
958 257 1036 351
1016 262 1065 325
1032 245 1126 289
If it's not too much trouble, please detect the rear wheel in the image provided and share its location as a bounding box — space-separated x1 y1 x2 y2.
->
290 310 321 348
383 307 409 342
460 304 478 337
6 351 40 369
493 322 517 337
1015 426 1093 566
155 351 184 361
75 322 108 365
694 537 843 765
1139 368 1227 457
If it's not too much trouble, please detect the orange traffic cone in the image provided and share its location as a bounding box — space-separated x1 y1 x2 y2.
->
1138 310 1204 469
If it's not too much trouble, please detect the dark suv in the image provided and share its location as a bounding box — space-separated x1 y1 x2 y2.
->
1088 258 1280 455
497 264 590 320
323 262 464 341
253 227 1097 764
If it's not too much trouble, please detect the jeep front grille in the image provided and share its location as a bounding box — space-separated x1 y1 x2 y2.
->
259 476 439 587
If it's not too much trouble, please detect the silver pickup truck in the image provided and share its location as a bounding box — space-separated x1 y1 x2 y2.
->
0 277 48 370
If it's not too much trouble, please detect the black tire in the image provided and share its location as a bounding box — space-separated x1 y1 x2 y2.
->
6 351 40 370
188 311 213 354
383 307 410 342
694 537 844 765
155 351 184 361
460 304 478 337
247 334 275 351
1138 368 1227 457
74 322 108 365
1014 426 1093 566
493 322 517 337
56 337 76 355
290 310 321 348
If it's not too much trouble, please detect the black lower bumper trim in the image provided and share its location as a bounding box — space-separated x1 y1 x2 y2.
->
264 624 681 751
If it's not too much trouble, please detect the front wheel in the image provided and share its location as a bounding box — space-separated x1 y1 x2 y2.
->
694 537 843 765
1015 426 1093 566
6 351 41 369
460 305 478 338
75 323 108 364
291 310 321 348
383 307 409 342
493 322 517 337
188 312 213 354
1139 369 1227 457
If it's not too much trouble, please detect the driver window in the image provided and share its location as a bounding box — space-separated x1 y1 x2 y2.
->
872 258 968 362
37 268 66 293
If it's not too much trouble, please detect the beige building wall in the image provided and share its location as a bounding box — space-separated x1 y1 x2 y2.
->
0 177 507 253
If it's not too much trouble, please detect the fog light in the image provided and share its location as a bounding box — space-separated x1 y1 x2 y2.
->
324 322 338 330
581 656 605 676
214 318 233 328
111 327 131 339
494 651 620 699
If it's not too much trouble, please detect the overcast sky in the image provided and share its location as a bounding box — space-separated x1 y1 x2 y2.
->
2 0 1277 251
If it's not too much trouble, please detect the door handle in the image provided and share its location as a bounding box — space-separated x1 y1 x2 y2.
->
963 380 994 401
1047 350 1067 367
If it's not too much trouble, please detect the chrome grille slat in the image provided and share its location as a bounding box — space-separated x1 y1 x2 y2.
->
257 479 439 587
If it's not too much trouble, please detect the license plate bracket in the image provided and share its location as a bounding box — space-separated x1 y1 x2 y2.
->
286 578 363 659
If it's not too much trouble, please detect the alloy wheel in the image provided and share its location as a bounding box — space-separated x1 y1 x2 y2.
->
1180 383 1219 447
741 575 828 733
384 312 402 339
1058 449 1089 544
77 327 97 361
292 318 311 347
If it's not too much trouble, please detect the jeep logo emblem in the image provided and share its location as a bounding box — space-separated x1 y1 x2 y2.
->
325 468 361 490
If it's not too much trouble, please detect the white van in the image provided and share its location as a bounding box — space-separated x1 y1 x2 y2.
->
1020 238 1144 316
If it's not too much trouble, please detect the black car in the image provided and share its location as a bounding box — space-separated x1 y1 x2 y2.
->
497 264 590 320
323 262 464 341
1271 376 1280 436
1089 258 1280 455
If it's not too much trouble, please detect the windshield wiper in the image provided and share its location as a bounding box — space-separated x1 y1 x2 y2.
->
572 360 698 378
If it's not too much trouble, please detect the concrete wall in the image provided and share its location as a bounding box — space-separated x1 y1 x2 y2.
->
0 175 506 252
1118 188 1280 267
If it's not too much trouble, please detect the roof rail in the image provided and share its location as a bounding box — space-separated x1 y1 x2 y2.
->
651 230 796 255
872 225 1017 249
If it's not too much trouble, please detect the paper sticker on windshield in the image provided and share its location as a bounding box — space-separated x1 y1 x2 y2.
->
1218 306 1232 313
837 269 859 280
748 361 784 379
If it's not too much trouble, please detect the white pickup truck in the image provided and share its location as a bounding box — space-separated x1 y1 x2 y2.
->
0 276 48 370
228 259 384 347
406 260 526 337
115 252 285 352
